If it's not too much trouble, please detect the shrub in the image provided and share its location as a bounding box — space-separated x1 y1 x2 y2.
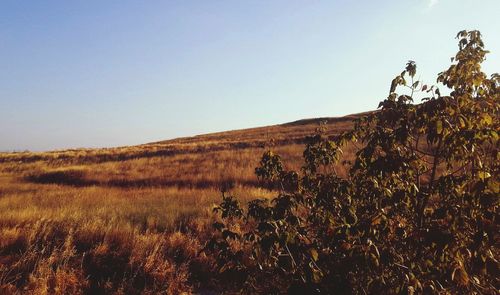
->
207 30 499 294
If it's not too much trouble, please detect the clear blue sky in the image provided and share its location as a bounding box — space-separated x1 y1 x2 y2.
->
1 1 498 151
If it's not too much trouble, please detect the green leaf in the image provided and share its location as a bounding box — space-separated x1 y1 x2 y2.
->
478 171 491 180
491 130 498 141
310 248 319 261
458 116 466 128
481 113 492 125
436 120 443 134
390 77 398 93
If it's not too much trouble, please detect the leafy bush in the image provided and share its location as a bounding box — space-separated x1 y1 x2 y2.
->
207 30 499 294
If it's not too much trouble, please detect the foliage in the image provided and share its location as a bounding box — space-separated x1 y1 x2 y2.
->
208 30 499 294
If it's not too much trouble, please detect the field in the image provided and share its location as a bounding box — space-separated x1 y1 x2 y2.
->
0 114 360 294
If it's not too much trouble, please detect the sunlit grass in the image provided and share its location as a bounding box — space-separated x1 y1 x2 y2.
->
0 116 357 293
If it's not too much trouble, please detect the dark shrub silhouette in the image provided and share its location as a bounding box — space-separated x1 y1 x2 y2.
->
207 30 499 294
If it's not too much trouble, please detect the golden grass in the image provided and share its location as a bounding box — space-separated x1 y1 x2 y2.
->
0 175 275 293
0 114 360 293
19 145 305 189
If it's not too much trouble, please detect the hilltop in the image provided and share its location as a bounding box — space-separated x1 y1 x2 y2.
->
0 112 366 193
0 112 366 166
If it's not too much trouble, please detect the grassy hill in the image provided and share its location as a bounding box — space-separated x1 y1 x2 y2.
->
0 112 364 188
0 112 364 293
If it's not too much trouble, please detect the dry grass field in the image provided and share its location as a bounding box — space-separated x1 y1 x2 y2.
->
0 113 361 294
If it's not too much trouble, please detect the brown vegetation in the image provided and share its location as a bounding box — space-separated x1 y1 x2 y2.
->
2 30 496 294
0 114 358 294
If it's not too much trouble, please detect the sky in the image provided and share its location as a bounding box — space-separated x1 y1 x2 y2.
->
0 1 499 151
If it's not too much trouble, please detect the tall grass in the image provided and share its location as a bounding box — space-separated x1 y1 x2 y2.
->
0 116 357 293
0 176 274 293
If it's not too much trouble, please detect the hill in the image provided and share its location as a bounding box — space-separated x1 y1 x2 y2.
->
153 112 367 147
0 112 365 188
0 112 365 293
